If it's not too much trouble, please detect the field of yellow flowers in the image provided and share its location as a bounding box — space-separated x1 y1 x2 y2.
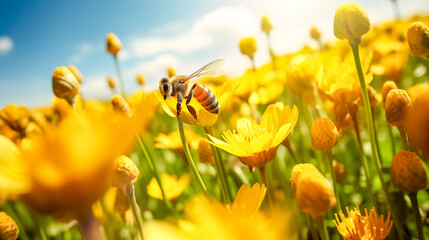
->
1 2 429 240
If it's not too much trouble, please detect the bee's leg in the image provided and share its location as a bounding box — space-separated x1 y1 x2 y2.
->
185 89 198 121
176 92 183 116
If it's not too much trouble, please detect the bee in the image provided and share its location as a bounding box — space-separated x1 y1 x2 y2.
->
159 59 224 121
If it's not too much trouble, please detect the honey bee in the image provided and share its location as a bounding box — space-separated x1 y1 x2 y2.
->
159 59 224 121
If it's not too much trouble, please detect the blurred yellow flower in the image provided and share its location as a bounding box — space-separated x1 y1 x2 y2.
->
144 183 293 240
106 33 122 56
261 15 273 35
167 66 176 78
310 26 321 41
0 96 152 220
286 54 322 96
147 174 190 200
318 49 373 104
208 102 298 169
197 140 214 164
155 129 203 152
334 203 393 240
239 37 257 60
136 73 146 85
68 65 83 84
107 76 117 89
112 155 140 188
390 150 427 193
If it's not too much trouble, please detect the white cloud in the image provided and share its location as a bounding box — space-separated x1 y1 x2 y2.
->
118 49 130 61
131 6 258 58
81 74 111 100
69 42 94 64
0 36 13 54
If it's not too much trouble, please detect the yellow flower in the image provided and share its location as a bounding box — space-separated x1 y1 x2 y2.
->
318 49 373 104
334 203 393 240
155 129 203 152
334 2 370 41
136 73 146 85
52 66 81 104
0 211 19 240
107 76 116 89
111 94 133 117
406 94 429 156
239 37 257 60
311 118 339 152
144 183 292 240
310 26 321 41
407 21 429 58
230 183 266 216
0 104 29 140
261 15 273 35
290 163 319 196
286 54 322 96
208 102 298 169
157 78 238 127
106 33 122 56
406 82 429 103
0 96 152 220
390 150 427 193
147 174 190 200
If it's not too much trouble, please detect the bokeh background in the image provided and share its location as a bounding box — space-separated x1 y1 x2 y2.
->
0 0 428 107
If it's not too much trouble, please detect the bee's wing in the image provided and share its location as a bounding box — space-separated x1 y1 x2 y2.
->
180 59 225 84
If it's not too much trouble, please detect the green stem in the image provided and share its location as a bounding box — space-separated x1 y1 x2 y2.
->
114 56 127 97
351 110 376 207
177 118 209 195
125 185 145 240
306 215 319 240
349 40 403 240
325 151 341 213
204 127 233 203
250 57 256 72
258 166 273 211
409 192 424 240
315 216 329 240
136 135 176 214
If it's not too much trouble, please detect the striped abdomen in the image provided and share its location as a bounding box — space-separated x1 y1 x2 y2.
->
193 84 219 114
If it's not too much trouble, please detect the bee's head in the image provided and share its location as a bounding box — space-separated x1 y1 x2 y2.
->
159 77 171 100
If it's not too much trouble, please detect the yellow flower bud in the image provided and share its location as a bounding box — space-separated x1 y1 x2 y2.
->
112 156 140 188
334 161 347 183
334 2 370 40
291 163 319 196
407 21 429 58
384 89 411 127
197 140 214 164
52 66 80 104
390 150 427 193
136 73 145 85
111 95 132 117
107 76 116 89
167 67 176 78
0 211 19 240
261 15 273 35
310 26 321 41
106 33 122 56
381 80 398 103
239 37 257 60
311 118 339 151
295 168 337 217
68 65 83 84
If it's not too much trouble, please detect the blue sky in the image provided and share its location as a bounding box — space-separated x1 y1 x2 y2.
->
1 0 428 108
